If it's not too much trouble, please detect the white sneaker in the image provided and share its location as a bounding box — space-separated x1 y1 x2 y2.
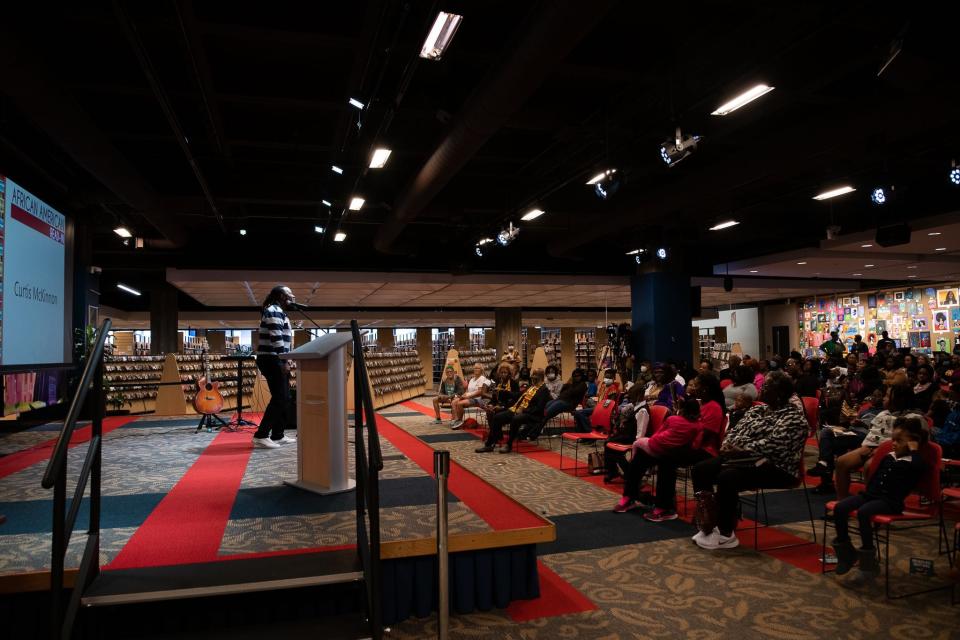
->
451 421 464 430
691 528 714 544
275 435 297 445
253 437 280 449
696 529 739 550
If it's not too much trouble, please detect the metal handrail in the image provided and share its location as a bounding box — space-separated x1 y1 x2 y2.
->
351 319 382 640
43 318 111 639
41 318 112 489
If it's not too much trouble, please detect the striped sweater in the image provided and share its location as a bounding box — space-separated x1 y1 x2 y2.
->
258 304 292 355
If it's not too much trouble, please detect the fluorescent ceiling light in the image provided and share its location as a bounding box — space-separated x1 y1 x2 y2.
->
749 270 758 273
907 275 917 278
521 208 544 221
708 220 740 231
314 226 324 233
907 265 917 269
852 273 862 276
420 11 463 60
117 283 141 296
796 261 807 265
625 249 640 255
861 244 873 248
369 148 392 168
349 197 365 211
334 232 347 242
478 237 493 245
586 169 617 185
322 199 332 207
348 98 364 109
928 231 942 236
239 229 247 236
711 84 775 116
864 264 874 267
812 185 856 200
935 247 947 251
331 165 343 175
114 226 132 238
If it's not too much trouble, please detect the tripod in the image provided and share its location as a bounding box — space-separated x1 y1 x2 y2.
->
196 412 229 433
226 354 258 429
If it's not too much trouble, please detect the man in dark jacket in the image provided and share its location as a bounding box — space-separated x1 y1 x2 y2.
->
476 369 550 453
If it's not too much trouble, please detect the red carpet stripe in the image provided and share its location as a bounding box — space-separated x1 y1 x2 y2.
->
0 416 139 480
375 415 543 530
506 560 598 622
106 430 254 570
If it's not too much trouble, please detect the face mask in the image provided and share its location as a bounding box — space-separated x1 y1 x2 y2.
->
546 373 557 381
640 366 648 373
603 378 613 385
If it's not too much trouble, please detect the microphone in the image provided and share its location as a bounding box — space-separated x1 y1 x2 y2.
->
288 302 309 310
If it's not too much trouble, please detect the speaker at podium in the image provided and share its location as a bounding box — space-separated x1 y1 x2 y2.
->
280 332 355 495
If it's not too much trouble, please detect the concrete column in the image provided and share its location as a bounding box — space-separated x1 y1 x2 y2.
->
207 330 227 353
379 327 396 351
484 328 496 352
494 309 521 365
417 328 435 387
631 272 693 366
561 327 576 378
454 327 470 351
149 283 179 355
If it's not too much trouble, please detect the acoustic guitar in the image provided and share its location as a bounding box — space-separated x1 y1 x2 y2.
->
192 351 225 415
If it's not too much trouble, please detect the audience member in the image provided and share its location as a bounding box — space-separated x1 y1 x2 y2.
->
450 363 491 429
808 388 883 495
530 368 587 439
433 366 465 423
722 365 757 410
718 355 741 382
543 364 563 399
476 368 549 454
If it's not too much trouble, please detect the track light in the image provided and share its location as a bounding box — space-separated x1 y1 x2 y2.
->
660 127 700 166
870 187 887 205
475 244 484 257
950 160 960 185
420 11 463 60
497 222 519 247
655 247 668 260
594 174 620 200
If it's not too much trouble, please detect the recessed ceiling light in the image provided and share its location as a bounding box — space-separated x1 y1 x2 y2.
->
907 275 917 278
349 197 365 211
239 229 247 236
334 232 347 242
521 208 544 221
117 283 141 296
861 244 873 248
796 261 807 265
748 270 758 273
711 84 775 116
348 98 364 110
708 220 740 231
852 273 863 276
935 247 947 251
420 11 463 60
812 185 856 200
331 165 343 175
322 199 332 207
314 225 324 233
369 148 392 168
928 232 942 236
864 264 874 267
907 265 917 269
114 226 132 238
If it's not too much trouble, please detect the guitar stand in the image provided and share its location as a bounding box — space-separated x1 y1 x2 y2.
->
196 413 230 433
227 355 258 429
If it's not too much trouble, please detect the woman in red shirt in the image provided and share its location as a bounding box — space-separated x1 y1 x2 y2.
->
613 374 724 520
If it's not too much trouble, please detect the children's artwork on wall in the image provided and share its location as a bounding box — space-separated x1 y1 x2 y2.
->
934 309 950 331
911 317 928 330
936 288 959 307
905 289 914 301
841 297 851 306
936 336 950 352
859 318 866 328
877 292 886 303
952 307 960 330
817 313 826 323
809 321 817 330
894 291 905 301
876 319 886 333
908 332 921 348
867 295 877 309
850 307 858 318
919 331 931 348
850 296 860 305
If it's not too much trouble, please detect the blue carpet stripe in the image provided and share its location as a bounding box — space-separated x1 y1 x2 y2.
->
0 493 166 535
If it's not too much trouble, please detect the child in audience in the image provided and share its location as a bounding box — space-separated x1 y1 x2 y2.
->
832 417 928 576
809 388 883 495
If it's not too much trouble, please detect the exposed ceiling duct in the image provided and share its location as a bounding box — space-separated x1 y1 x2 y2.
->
373 0 616 253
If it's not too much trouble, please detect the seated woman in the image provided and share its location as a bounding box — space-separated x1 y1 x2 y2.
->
484 364 520 416
603 382 649 482
543 365 563 400
613 374 726 520
643 362 685 411
912 364 936 412
476 369 550 453
690 371 808 550
432 366 465 424
449 364 491 429
808 388 883 495
722 365 757 410
528 368 587 440
573 369 618 432
833 383 923 499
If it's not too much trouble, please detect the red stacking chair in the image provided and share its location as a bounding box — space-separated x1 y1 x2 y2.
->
720 379 733 390
802 396 820 437
604 404 669 456
822 440 946 599
738 451 817 551
559 390 622 476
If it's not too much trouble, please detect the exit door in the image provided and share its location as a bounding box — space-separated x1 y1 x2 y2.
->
772 326 790 359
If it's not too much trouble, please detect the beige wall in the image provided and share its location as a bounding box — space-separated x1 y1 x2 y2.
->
760 303 799 359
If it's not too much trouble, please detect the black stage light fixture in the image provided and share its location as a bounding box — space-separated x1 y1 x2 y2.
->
660 127 701 167
870 187 887 205
950 160 960 185
655 247 669 260
875 223 911 247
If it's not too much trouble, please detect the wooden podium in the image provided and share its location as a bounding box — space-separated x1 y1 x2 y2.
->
281 332 355 495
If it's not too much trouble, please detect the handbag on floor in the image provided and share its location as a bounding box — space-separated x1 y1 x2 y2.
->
587 450 605 475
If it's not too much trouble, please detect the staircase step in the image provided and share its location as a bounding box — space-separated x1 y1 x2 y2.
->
83 549 363 607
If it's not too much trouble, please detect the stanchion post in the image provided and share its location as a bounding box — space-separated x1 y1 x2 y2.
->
434 450 450 640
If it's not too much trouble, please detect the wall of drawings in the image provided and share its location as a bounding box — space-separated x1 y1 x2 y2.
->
798 284 960 356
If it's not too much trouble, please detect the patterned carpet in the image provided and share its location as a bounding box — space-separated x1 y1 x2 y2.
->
1 402 957 639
